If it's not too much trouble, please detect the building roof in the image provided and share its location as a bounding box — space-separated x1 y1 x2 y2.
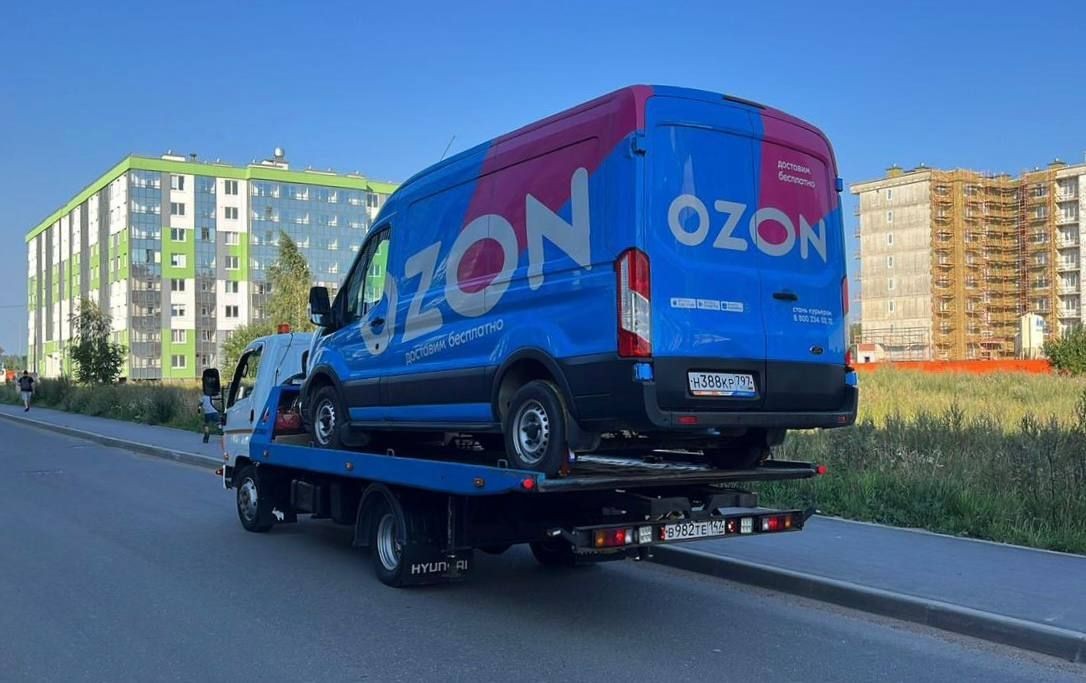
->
25 154 398 242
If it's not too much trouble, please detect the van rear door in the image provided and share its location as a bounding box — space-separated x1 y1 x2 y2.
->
755 112 848 411
644 96 767 412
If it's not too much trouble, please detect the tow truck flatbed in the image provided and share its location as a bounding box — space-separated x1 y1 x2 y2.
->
221 383 824 587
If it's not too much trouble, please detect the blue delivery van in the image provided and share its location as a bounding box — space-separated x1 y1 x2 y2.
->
302 85 858 477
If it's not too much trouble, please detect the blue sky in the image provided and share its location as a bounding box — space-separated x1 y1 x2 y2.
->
2 0 1085 357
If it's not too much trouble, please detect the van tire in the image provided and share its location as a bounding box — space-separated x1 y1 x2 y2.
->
503 380 569 476
310 385 347 449
704 445 768 471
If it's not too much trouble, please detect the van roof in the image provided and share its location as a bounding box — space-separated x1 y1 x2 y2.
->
389 85 834 203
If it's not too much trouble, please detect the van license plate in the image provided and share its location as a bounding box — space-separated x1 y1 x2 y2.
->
662 520 728 541
688 372 757 398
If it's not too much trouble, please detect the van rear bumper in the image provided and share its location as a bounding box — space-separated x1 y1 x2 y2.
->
559 355 858 433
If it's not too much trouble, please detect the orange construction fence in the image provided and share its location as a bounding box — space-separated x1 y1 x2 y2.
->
854 359 1052 375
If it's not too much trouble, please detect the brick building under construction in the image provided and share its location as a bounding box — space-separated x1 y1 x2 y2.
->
851 160 1084 360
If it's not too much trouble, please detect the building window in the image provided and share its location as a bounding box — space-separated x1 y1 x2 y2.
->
328 262 339 275
225 255 240 270
201 329 215 342
886 210 894 223
886 188 893 201
888 301 896 313
171 278 186 292
172 329 187 343
224 206 239 220
887 255 894 268
170 175 186 191
888 278 895 291
170 202 186 216
225 232 240 246
224 180 239 196
170 228 186 242
225 305 239 318
887 233 894 246
1035 206 1048 219
940 301 950 312
171 304 186 317
171 354 187 369
170 254 187 268
200 228 212 241
225 281 239 294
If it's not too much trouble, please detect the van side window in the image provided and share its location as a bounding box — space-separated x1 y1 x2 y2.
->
227 345 263 408
361 234 390 313
341 227 390 323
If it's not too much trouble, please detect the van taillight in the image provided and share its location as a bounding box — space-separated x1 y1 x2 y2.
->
842 277 849 316
616 249 652 358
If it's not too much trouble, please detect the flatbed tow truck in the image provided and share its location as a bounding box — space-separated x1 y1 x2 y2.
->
206 351 824 588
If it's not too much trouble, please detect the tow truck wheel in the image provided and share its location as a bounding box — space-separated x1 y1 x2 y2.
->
235 465 275 533
504 380 569 476
310 385 347 449
372 509 407 587
529 538 577 568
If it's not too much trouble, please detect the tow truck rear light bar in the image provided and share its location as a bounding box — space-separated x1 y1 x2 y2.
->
573 508 811 552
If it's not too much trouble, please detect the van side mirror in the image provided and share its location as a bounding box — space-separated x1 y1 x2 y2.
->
202 368 221 397
309 286 331 327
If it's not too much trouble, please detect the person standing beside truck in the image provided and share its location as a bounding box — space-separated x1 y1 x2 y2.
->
17 370 34 412
199 393 220 443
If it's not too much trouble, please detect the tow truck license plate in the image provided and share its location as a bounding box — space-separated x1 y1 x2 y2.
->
688 372 757 398
662 520 728 541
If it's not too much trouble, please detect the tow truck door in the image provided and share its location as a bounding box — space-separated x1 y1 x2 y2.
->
223 341 266 460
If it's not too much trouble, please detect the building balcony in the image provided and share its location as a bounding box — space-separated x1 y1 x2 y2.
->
1059 284 1079 295
1057 262 1080 272
1057 193 1079 203
1057 214 1080 225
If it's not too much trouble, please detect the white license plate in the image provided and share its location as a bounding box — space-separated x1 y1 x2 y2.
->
688 371 757 398
661 519 729 541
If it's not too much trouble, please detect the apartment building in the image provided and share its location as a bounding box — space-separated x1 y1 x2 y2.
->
26 151 397 379
851 160 1083 360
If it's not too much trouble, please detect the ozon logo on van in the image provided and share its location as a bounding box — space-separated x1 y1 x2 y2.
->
359 167 592 355
667 194 828 263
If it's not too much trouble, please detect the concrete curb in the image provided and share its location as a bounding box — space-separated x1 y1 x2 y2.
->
651 546 1086 663
0 411 220 471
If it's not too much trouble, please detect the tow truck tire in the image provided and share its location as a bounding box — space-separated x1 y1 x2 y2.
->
310 385 347 449
504 380 569 477
529 538 577 568
235 465 275 533
372 508 407 587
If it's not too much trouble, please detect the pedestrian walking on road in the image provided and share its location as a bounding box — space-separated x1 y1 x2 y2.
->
199 394 220 443
17 371 34 412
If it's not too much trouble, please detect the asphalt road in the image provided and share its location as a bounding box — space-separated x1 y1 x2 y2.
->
0 420 1081 683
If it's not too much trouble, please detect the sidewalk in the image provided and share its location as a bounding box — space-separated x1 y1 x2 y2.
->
1 402 1083 653
0 403 223 465
688 515 1086 634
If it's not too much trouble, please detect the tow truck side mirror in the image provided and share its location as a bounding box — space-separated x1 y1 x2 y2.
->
202 368 221 397
309 286 332 327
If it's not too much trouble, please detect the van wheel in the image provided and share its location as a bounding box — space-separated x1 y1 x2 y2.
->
310 385 346 449
503 380 569 476
704 445 768 470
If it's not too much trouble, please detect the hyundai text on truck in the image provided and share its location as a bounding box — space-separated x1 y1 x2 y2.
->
301 85 857 477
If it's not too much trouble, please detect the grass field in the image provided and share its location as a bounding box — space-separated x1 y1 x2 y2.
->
760 367 1086 554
